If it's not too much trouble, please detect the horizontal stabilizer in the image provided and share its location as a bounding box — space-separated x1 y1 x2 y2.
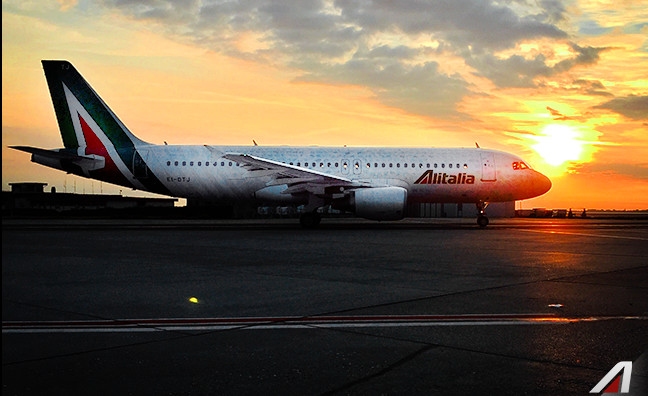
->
10 146 86 160
10 146 105 171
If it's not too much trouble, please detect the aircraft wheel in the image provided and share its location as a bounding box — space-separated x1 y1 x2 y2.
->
477 215 489 228
300 212 321 228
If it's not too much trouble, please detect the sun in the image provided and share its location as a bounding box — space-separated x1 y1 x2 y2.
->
532 124 585 166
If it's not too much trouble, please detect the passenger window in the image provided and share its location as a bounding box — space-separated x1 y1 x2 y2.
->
221 162 225 166
166 161 171 166
229 162 232 166
404 163 408 168
441 163 445 168
335 163 339 167
206 162 209 166
426 163 430 168
456 163 460 168
463 164 467 169
320 162 324 168
312 162 316 167
397 163 401 168
366 163 370 168
182 161 186 166
434 163 438 168
198 161 201 166
412 163 415 168
190 161 194 166
382 163 386 168
389 163 393 168
449 164 452 168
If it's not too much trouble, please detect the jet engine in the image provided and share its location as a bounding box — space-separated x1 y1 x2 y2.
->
352 187 407 221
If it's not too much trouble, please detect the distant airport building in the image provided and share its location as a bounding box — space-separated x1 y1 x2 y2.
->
3 182 176 214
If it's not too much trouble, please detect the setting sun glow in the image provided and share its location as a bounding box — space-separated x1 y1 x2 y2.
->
532 125 586 166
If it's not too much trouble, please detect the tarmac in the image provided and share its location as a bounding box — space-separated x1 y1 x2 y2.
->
2 217 647 395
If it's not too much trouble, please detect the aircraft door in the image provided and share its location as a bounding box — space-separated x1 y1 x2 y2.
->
133 150 149 179
480 152 496 181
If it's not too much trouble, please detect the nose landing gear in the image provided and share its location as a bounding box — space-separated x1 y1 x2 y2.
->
476 202 489 227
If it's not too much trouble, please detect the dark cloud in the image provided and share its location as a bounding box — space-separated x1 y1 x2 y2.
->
466 43 609 88
571 79 613 97
594 95 648 120
552 43 608 73
297 57 471 119
571 162 648 180
98 1 603 119
465 53 552 87
538 0 568 23
334 0 567 51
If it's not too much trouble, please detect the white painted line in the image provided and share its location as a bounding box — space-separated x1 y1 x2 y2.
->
4 316 645 334
519 229 648 241
0 321 563 333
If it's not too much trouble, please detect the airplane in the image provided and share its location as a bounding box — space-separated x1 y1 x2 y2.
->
11 60 551 227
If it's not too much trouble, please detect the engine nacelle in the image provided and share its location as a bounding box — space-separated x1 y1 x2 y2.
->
353 187 407 221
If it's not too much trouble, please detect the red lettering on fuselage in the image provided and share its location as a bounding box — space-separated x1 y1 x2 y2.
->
414 170 475 185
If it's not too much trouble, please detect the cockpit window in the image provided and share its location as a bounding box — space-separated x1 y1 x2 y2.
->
512 161 530 170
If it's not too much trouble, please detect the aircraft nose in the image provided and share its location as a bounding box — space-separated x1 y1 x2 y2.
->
535 171 552 196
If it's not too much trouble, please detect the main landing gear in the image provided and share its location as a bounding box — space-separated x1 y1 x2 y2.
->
299 212 321 228
476 202 489 228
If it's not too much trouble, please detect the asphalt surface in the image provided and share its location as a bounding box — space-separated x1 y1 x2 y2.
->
2 218 647 395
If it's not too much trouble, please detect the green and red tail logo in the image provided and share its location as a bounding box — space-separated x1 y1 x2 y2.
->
42 60 169 194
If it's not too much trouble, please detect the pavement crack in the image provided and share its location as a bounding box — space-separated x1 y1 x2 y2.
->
320 345 436 396
313 265 648 317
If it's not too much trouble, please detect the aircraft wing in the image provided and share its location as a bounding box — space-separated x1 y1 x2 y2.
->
224 153 367 195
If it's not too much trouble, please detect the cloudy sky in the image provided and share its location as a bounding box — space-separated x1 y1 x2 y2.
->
2 0 647 208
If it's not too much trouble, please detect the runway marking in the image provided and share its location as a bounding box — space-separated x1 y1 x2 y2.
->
3 314 646 334
519 229 648 241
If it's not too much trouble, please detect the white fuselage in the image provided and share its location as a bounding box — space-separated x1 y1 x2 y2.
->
137 145 549 204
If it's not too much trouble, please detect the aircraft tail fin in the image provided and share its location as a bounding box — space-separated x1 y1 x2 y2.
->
36 61 171 194
41 60 149 152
